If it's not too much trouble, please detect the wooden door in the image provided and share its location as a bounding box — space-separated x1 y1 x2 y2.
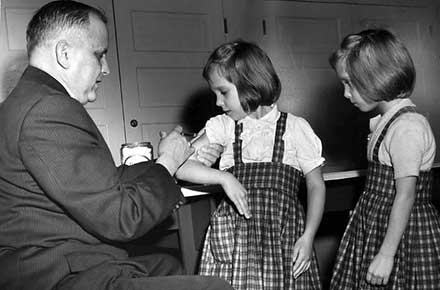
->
113 0 225 156
222 0 439 171
0 0 125 164
224 0 362 172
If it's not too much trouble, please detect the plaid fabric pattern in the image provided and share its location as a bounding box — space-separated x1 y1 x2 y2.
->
330 107 440 289
199 112 322 290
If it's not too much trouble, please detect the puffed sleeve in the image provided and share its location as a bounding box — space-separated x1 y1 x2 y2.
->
204 114 233 146
285 116 325 175
384 115 426 178
204 114 236 170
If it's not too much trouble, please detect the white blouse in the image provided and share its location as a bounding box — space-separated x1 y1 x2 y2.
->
367 98 436 178
204 105 325 174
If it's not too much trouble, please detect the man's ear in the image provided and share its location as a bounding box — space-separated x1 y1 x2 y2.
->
55 40 70 69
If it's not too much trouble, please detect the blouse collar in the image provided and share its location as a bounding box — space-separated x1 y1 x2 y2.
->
238 104 280 125
369 98 415 133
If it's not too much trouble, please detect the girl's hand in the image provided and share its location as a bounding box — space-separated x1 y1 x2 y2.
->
196 143 223 167
366 252 394 285
292 235 313 279
219 172 251 219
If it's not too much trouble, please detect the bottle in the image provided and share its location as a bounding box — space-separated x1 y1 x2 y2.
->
120 142 153 165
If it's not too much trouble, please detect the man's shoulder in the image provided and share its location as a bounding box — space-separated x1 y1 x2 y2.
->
7 79 77 114
1 75 87 133
4 67 67 103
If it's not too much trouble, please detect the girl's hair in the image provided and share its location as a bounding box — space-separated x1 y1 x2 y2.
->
203 40 281 113
329 29 415 102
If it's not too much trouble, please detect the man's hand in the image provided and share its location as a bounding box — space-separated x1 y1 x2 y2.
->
156 126 194 175
196 143 224 167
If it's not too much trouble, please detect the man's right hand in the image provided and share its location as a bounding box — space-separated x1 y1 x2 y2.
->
156 126 194 175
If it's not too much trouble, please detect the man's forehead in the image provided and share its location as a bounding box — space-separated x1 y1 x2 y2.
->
87 15 109 48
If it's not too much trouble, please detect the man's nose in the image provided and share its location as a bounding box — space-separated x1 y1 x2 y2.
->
101 58 110 76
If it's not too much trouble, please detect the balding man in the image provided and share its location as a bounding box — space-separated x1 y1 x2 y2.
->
0 1 228 289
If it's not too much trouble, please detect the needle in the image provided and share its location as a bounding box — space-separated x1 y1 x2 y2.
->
181 132 197 138
189 130 205 145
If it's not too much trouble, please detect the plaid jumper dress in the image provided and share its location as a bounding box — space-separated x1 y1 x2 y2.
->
199 112 322 290
330 106 440 289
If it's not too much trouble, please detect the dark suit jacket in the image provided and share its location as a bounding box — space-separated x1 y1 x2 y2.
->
0 66 184 289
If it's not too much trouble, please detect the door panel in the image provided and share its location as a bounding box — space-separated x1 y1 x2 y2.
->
262 2 363 172
113 0 225 155
225 1 363 172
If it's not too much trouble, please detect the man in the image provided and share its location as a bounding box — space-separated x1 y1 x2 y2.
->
0 1 228 289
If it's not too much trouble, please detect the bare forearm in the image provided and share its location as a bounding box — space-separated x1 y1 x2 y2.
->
176 159 251 218
176 159 227 185
303 186 325 240
379 177 416 256
303 168 326 240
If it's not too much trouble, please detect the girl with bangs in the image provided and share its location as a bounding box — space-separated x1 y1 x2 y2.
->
176 40 325 290
329 29 440 289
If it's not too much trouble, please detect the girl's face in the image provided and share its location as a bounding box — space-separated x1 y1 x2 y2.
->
335 61 378 112
207 68 247 120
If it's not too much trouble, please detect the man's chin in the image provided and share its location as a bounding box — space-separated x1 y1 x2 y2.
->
87 93 97 103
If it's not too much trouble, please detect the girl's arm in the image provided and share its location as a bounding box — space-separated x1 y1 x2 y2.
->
303 166 326 240
175 133 251 219
366 176 416 285
293 166 326 278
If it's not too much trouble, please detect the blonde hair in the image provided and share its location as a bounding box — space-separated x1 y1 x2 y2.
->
329 29 415 102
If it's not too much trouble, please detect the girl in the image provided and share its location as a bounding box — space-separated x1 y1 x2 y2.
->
329 29 440 289
176 40 325 289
